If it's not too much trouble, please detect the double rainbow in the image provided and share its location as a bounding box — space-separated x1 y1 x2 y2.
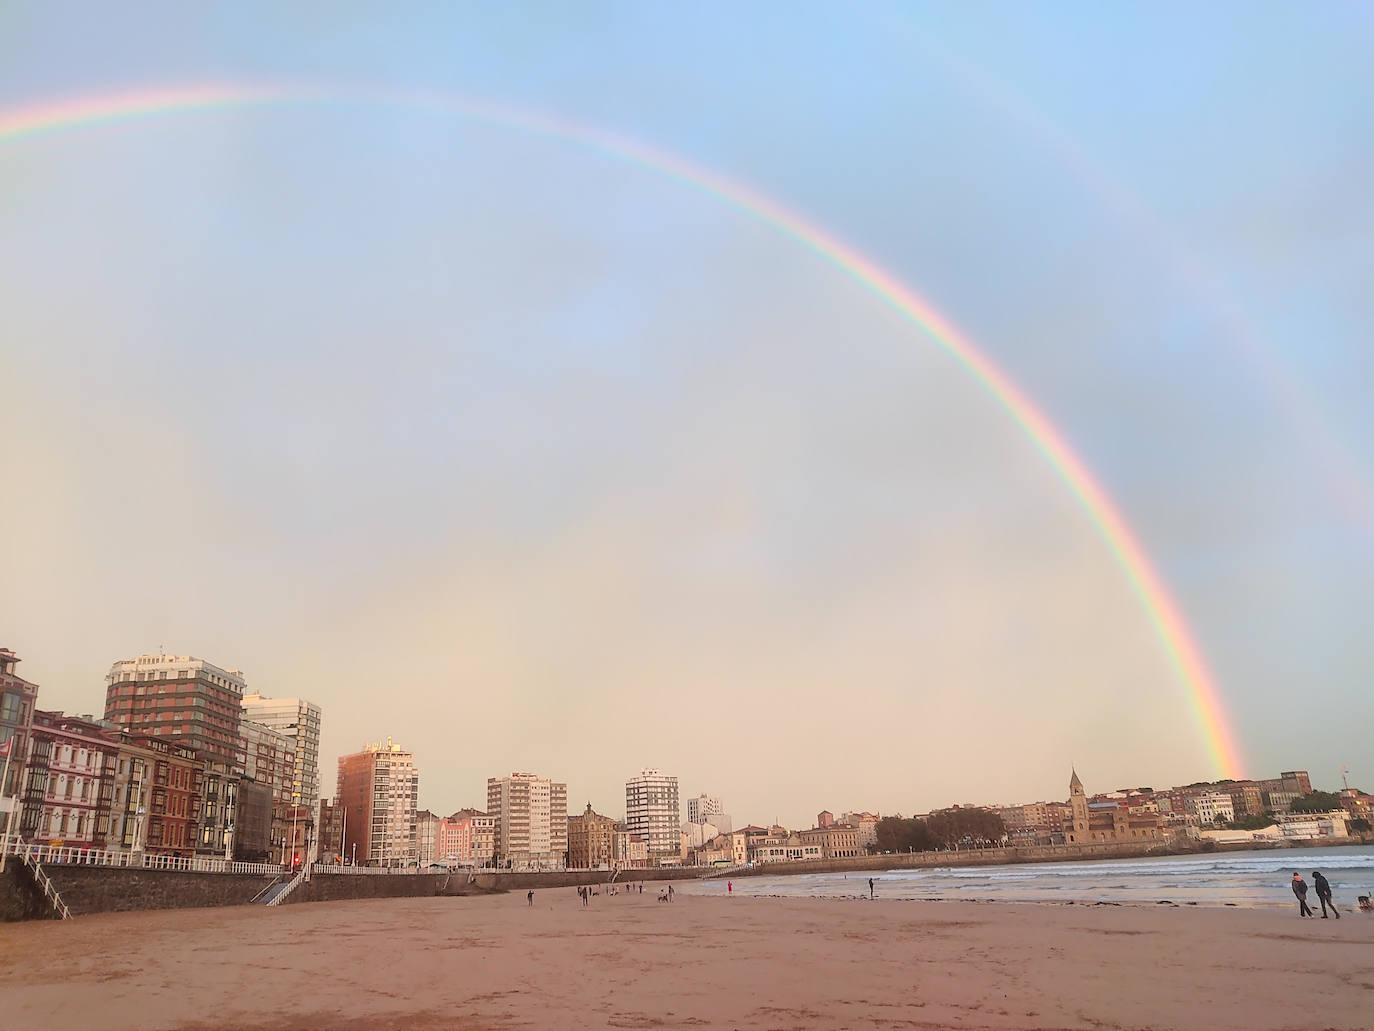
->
0 82 1245 778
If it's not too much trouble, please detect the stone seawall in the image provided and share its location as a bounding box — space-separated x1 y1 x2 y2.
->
0 864 55 921
460 867 701 894
1 864 277 919
287 874 446 905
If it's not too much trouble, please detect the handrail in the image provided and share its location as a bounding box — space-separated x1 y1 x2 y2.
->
250 874 285 903
21 853 72 920
266 866 308 906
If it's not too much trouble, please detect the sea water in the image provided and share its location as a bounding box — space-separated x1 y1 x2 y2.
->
690 846 1374 908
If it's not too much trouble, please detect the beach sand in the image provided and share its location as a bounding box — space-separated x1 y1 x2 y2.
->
1 889 1370 1030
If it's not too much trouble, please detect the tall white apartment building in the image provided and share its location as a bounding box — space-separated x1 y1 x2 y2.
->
685 792 731 833
625 768 680 861
241 693 322 809
487 772 567 870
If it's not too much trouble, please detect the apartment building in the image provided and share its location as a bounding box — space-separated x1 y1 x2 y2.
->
625 768 680 862
16 711 118 849
0 648 39 802
337 739 419 866
240 718 296 807
104 653 247 773
240 693 323 810
488 773 567 869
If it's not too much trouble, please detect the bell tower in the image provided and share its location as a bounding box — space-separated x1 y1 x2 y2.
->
1068 768 1089 841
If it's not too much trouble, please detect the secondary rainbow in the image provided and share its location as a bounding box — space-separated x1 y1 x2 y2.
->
0 82 1247 778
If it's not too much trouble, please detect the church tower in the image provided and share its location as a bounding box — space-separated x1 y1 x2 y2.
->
1068 768 1089 841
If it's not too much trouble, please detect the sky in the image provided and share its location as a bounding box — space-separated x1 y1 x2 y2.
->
1 3 1371 828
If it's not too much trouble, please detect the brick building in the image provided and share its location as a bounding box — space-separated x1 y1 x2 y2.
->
104 653 247 773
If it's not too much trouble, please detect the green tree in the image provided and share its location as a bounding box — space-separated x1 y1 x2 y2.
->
1289 791 1341 813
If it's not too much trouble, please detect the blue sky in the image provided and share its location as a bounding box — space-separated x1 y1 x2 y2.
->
2 3 1371 824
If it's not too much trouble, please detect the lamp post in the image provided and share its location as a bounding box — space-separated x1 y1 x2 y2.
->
351 841 356 866
289 793 300 872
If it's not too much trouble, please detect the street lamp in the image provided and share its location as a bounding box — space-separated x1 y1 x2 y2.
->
289 793 300 872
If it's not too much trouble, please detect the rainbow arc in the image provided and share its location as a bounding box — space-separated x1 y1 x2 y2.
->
0 82 1245 778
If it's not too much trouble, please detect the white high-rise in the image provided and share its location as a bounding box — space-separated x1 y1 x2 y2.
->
625 768 680 861
240 693 322 809
487 772 568 870
685 793 731 833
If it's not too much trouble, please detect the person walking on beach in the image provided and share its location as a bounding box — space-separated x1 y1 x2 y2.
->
868 877 875 900
1312 871 1339 919
668 884 675 902
1291 873 1313 917
527 890 535 907
727 881 732 895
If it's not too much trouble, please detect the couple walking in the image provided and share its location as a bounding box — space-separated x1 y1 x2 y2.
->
1291 871 1339 918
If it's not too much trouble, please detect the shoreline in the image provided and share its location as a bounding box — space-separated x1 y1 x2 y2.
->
696 834 1372 881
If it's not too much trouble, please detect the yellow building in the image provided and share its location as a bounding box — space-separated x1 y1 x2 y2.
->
567 803 616 869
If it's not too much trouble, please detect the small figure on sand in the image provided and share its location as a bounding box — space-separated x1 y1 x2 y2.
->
727 881 733 894
527 890 535 907
1312 871 1339 919
668 884 675 902
1291 873 1313 917
869 877 875 900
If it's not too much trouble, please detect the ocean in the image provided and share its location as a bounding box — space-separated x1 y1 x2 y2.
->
687 845 1374 908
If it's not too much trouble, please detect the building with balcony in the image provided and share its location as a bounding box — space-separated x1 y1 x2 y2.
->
240 718 295 808
104 653 247 773
625 768 680 862
16 711 118 850
336 739 418 867
487 773 567 870
0 648 39 805
240 692 322 810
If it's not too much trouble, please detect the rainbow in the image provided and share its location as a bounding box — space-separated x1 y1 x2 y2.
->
0 82 1246 778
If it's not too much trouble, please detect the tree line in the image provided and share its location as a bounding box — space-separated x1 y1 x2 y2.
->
871 809 1007 853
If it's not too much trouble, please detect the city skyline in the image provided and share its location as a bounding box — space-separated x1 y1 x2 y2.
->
3 5 1371 826
6 644 1368 831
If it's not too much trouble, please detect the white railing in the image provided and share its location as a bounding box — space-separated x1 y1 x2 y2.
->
266 866 308 906
310 862 431 876
2 841 283 876
21 852 72 920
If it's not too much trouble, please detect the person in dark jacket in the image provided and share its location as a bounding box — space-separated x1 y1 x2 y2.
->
1312 871 1339 919
1291 872 1313 917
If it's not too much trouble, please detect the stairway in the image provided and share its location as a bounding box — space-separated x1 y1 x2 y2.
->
21 853 72 919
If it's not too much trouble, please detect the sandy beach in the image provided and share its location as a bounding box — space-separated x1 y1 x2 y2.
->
2 890 1370 1030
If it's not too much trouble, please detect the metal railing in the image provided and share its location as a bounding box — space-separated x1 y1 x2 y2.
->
2 841 283 876
310 862 431 875
266 867 308 906
20 853 72 920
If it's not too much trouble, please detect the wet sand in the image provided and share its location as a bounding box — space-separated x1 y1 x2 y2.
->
1 889 1370 1030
